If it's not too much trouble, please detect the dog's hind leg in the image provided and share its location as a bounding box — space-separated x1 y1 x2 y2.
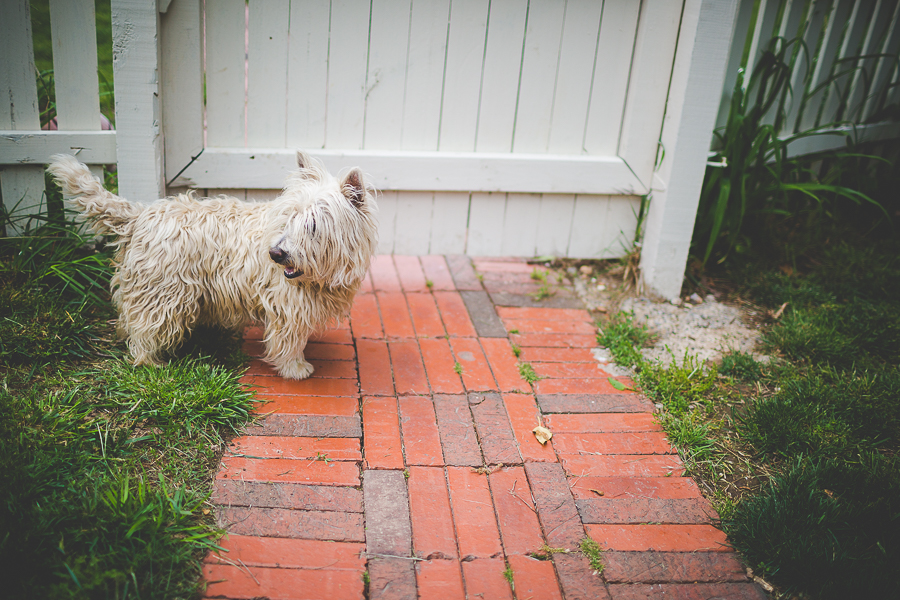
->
263 319 315 379
119 288 200 366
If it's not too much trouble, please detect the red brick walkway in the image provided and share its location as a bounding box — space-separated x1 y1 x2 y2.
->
203 256 766 600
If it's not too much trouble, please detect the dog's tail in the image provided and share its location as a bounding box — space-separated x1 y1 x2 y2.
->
47 154 144 238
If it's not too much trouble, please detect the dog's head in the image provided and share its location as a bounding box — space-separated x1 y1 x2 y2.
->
268 151 378 288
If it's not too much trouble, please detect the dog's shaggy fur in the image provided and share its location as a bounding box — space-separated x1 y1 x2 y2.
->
47 152 378 379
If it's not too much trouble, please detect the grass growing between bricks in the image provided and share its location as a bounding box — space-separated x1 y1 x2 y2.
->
0 204 258 598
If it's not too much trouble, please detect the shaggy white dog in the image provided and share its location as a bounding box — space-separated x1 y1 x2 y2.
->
47 152 378 379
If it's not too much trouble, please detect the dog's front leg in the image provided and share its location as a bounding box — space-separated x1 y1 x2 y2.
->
264 320 314 380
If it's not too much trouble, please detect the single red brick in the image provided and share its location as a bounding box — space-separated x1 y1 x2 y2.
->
479 338 531 393
544 413 661 433
368 558 417 600
394 255 429 292
216 456 360 486
408 466 458 559
399 396 444 466
468 393 522 465
362 470 412 555
472 258 531 272
576 497 716 524
420 255 455 290
601 551 749 583
518 347 597 363
535 378 624 395
560 454 685 477
497 306 591 321
208 535 365 570
406 293 446 337
586 524 732 552
217 506 364 542
377 292 416 338
416 559 466 600
309 328 353 345
229 436 361 461
419 338 465 394
433 395 483 467
569 476 702 500
553 553 612 600
242 340 265 358
607 583 768 600
305 342 356 360
362 397 404 469
503 394 557 462
249 359 356 379
461 558 514 600
389 340 430 395
350 292 383 339
360 268 374 293
510 333 598 348
244 324 265 340
246 414 361 438
533 362 610 379
433 291 478 337
369 254 402 291
245 376 358 397
357 339 395 396
537 394 654 413
508 554 564 600
551 432 674 455
212 480 363 512
449 338 498 392
503 319 597 335
524 462 585 549
202 563 364 600
446 467 503 559
488 467 545 555
445 255 483 291
255 396 358 416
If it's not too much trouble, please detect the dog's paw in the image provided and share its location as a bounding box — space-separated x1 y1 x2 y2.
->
279 358 315 380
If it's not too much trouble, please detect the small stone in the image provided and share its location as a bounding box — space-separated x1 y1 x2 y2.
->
690 293 703 304
654 403 664 410
567 266 577 275
597 284 606 291
705 294 716 303
579 265 592 277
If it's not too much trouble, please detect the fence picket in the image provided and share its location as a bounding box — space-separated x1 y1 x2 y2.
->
364 0 412 150
286 0 330 150
429 192 470 254
247 0 290 147
206 0 247 147
326 0 371 149
401 0 450 151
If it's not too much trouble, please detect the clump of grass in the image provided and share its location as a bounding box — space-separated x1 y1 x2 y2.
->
597 311 651 368
720 351 763 382
453 362 463 375
579 537 604 573
517 362 540 385
510 343 522 358
639 351 718 417
502 563 514 588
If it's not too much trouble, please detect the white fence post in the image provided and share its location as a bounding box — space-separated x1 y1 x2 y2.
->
640 0 738 301
111 0 165 202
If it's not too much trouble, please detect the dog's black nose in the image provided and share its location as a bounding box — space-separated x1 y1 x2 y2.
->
269 247 287 264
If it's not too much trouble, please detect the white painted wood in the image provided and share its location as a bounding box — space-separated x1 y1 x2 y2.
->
617 0 684 188
783 121 900 157
49 0 101 130
600 194 641 257
475 0 527 153
861 1 900 120
1 0 45 227
784 0 827 133
286 0 330 149
207 188 246 201
798 0 853 131
438 0 489 151
112 0 165 202
401 0 450 151
364 0 412 150
0 131 118 164
819 1 872 124
376 190 399 254
325 0 371 149
394 191 434 254
512 0 566 153
568 195 610 257
246 189 282 203
500 193 540 256
176 148 646 194
640 0 738 300
429 192 470 254
247 0 290 147
205 0 246 147
466 192 505 255
583 0 641 156
548 0 604 154
842 0 895 122
534 194 575 257
715 0 756 130
160 0 203 184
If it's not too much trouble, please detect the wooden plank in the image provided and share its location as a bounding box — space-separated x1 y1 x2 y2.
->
475 0 527 152
0 131 117 164
583 0 641 156
325 0 371 149
247 0 290 147
429 192 470 254
500 193 540 256
547 0 604 154
438 0 489 151
798 0 854 131
393 192 434 254
246 189 282 203
861 1 900 120
535 194 575 257
175 148 645 194
600 195 641 257
512 0 566 153
49 0 101 130
401 0 450 151
208 188 246 201
567 195 611 257
376 191 399 254
715 0 757 130
819 1 875 124
364 0 412 150
784 0 828 133
841 0 896 122
466 192 505 255
205 0 246 147
160 0 204 183
286 0 331 150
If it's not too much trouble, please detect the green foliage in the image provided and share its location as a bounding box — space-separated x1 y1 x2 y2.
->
579 537 604 573
720 351 763 382
517 362 540 385
597 312 651 368
639 352 718 418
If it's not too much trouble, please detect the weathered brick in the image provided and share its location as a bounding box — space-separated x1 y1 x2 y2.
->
544 413 661 433
576 497 715 524
419 338 465 394
307 359 357 378
368 558 417 600
489 291 584 309
255 395 358 416
433 291 478 337
217 456 360 486
461 558 514 600
378 292 416 338
245 375 358 397
553 553 612 600
468 393 521 465
408 466 457 559
416 559 466 600
533 361 610 378
569 477 703 501
208 534 365 570
245 414 362 438
497 306 591 322
586 524 732 552
419 255 455 290
508 554 564 600
560 454 685 478
602 551 750 583
450 338 498 392
537 394 654 413
503 318 597 335
389 339 430 395
212 480 362 512
202 563 364 600
518 346 597 363
433 395 482 466
304 342 356 360
535 377 623 395
360 265 375 293
406 292 446 337
510 333 598 348
399 396 444 466
394 255 429 292
447 467 503 559
228 436 361 461
488 466 544 555
524 462 584 549
503 394 557 462
363 470 412 555
362 397 404 470
309 328 353 345
357 339 395 396
350 292 383 339
460 290 508 337
217 506 364 542
369 254 402 292
607 583 768 600
551 432 674 455
479 337 531 393
446 255 482 291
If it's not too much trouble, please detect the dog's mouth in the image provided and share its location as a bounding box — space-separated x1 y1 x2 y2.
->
283 266 303 279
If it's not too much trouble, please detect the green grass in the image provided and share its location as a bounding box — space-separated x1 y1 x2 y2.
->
517 362 540 385
597 311 652 369
579 537 604 573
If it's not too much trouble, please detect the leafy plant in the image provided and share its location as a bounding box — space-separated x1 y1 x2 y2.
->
517 362 540 385
597 312 652 369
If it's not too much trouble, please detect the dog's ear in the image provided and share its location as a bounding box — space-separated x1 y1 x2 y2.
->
341 168 366 208
295 151 318 179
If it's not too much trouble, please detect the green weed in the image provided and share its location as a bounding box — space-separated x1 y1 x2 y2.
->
597 311 651 368
579 537 604 573
639 352 718 417
502 562 514 588
454 362 463 375
511 343 522 358
720 351 763 382
517 362 540 385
